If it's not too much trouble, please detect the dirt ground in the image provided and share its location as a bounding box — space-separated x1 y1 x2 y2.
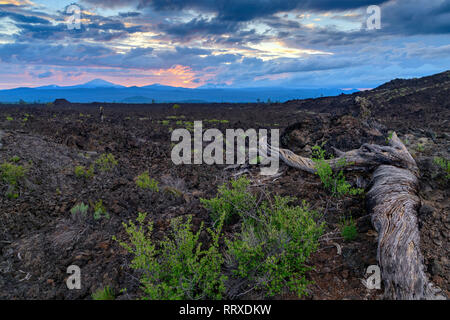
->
0 72 449 300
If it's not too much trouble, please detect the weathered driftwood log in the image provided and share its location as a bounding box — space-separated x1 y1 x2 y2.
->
261 133 445 300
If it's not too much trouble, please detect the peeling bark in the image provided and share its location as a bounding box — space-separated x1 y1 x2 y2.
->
261 132 445 300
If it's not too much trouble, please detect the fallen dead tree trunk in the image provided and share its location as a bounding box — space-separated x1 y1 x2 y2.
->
261 132 445 299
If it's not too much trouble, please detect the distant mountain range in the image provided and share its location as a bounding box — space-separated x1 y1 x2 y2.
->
0 79 360 103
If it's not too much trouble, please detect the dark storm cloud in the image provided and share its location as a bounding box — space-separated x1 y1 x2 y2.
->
0 11 50 24
158 17 240 39
14 22 143 41
118 11 141 18
381 0 450 35
0 43 114 66
83 0 389 21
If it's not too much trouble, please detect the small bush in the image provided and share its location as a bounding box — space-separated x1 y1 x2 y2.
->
226 195 324 298
7 192 19 200
93 199 110 220
115 213 226 300
74 165 94 179
0 162 26 186
135 172 159 192
172 104 181 110
200 177 256 223
311 144 363 197
70 203 89 216
386 132 393 143
6 116 13 121
92 286 115 300
10 156 20 163
95 153 118 172
163 186 182 198
433 157 450 179
340 216 358 241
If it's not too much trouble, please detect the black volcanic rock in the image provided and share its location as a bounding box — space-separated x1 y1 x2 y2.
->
53 98 70 105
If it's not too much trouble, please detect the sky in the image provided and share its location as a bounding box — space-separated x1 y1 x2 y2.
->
0 0 449 89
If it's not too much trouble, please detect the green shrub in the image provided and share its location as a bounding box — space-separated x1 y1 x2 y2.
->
70 202 89 216
226 195 324 298
135 172 159 192
340 216 358 241
311 144 363 197
115 213 226 300
386 132 393 143
93 199 110 220
6 192 19 200
6 116 13 121
10 156 20 163
172 104 181 110
95 153 118 172
74 165 94 179
163 186 182 198
92 286 115 300
0 162 26 186
200 176 256 223
433 157 450 179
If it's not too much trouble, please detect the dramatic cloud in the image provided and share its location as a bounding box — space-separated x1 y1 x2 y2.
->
0 0 449 89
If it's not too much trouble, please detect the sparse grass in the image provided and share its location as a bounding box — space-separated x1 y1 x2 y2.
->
340 216 358 241
416 143 425 152
386 132 393 143
10 156 20 163
206 119 229 124
163 186 183 197
74 165 94 179
1 162 26 187
135 172 159 192
92 286 115 300
93 199 110 220
434 157 450 179
70 202 89 216
95 153 118 172
166 115 185 120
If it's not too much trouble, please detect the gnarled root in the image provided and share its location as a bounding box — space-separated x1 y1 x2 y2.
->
261 132 445 299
